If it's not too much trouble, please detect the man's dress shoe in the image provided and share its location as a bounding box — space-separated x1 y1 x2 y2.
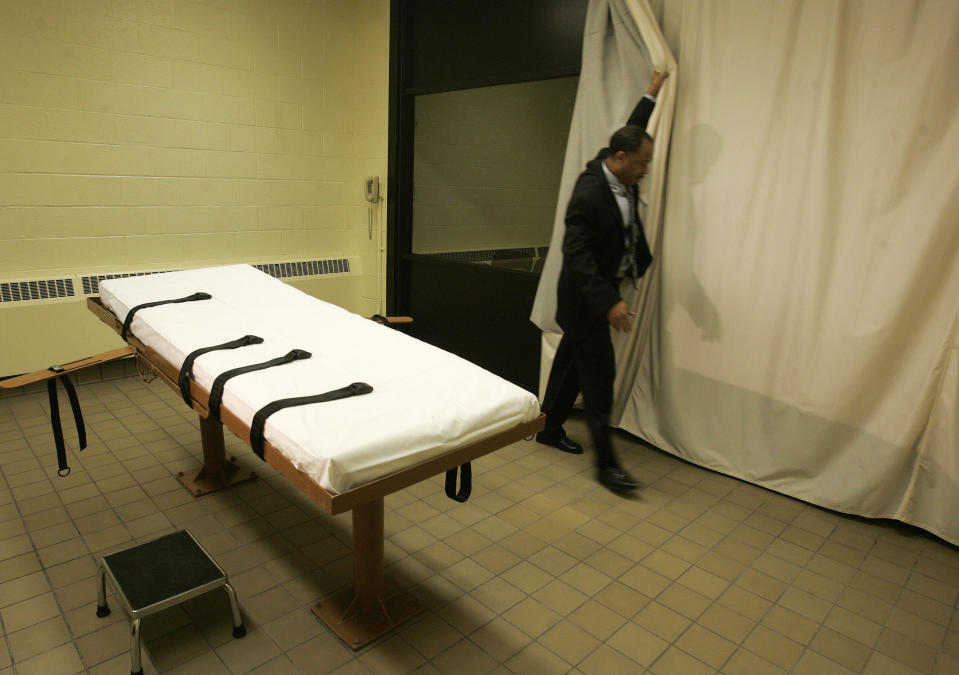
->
598 467 640 493
535 430 584 454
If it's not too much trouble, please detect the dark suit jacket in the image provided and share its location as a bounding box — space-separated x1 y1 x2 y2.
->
555 96 655 335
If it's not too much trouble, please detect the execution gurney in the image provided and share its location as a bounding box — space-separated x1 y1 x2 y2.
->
86 264 544 648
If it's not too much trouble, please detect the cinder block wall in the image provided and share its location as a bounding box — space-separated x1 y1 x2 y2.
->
412 77 577 254
0 0 388 375
352 0 389 318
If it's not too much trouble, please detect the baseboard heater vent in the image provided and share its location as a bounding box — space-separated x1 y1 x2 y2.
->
81 271 175 296
253 258 349 279
1 278 76 303
1 258 352 306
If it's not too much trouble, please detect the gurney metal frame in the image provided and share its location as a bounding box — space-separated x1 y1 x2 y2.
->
87 296 545 649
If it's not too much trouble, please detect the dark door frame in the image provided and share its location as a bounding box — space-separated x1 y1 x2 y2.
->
386 0 588 390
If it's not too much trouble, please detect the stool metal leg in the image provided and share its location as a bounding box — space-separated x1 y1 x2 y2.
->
223 582 246 638
96 563 111 617
130 617 143 675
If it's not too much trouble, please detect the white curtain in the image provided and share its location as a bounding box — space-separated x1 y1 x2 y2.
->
535 0 959 545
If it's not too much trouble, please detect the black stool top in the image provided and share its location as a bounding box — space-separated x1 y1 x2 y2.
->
103 531 224 612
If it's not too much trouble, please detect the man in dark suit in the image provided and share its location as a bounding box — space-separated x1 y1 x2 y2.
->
537 71 669 494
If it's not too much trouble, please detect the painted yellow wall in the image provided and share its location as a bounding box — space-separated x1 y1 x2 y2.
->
412 77 577 254
0 0 389 375
352 0 389 317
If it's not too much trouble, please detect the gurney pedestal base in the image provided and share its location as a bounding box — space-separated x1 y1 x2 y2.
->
177 415 256 497
312 579 424 650
312 498 425 649
176 458 255 497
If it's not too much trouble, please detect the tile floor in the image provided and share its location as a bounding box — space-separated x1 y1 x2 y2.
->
1 374 958 674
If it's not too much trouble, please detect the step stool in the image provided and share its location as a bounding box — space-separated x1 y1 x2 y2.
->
95 529 245 675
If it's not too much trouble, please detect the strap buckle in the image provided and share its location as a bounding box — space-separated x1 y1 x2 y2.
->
349 382 373 395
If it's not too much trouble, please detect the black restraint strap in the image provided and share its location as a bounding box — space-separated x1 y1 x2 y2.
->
121 292 212 341
370 314 392 327
249 382 374 459
177 335 264 407
46 370 87 477
207 349 312 422
445 463 472 502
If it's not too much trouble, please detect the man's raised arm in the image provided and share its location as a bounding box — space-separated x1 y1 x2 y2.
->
626 70 669 128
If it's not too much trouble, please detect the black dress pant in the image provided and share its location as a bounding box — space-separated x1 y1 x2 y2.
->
540 324 617 470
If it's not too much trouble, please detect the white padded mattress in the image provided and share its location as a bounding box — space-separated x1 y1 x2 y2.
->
99 265 540 494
